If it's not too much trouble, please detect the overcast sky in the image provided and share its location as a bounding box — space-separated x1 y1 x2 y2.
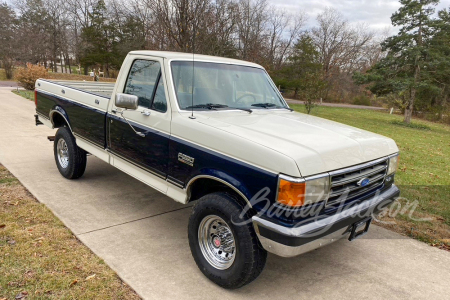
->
270 0 450 32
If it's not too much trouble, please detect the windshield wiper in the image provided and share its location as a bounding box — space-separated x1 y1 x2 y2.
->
228 107 252 113
251 103 278 108
251 102 293 111
186 103 252 113
185 103 228 110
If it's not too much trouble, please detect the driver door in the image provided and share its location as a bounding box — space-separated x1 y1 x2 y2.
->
107 57 171 178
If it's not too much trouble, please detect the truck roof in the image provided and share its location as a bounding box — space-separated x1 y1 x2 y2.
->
128 50 264 69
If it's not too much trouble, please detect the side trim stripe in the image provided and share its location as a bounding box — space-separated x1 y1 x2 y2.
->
108 150 166 180
73 133 104 149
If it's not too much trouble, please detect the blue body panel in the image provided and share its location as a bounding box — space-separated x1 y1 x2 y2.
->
107 113 169 176
36 91 106 147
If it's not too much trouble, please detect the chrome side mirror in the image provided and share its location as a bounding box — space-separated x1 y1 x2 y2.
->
115 93 138 110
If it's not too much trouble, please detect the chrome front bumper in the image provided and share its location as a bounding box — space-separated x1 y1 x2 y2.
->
252 185 400 257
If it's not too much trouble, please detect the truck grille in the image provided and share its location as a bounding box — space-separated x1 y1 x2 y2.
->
327 158 388 206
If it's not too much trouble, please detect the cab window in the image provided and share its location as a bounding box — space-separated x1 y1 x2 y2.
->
152 77 167 112
124 60 161 109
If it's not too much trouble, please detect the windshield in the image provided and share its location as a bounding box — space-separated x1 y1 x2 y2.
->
171 61 287 111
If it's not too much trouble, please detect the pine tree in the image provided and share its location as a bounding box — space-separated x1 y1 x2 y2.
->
355 0 439 123
277 36 325 113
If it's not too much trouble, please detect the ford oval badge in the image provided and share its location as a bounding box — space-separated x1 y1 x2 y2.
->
357 178 370 187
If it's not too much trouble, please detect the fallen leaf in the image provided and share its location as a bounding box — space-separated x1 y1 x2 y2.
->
69 279 78 287
85 274 96 280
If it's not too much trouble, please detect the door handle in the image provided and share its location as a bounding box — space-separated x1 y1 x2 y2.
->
141 110 151 116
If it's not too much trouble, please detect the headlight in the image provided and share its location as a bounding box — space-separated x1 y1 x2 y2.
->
387 154 399 175
277 174 330 207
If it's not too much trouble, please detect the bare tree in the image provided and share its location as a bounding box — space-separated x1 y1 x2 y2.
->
266 9 306 70
310 7 375 100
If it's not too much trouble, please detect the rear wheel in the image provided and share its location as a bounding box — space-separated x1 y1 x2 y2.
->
54 127 87 179
188 192 267 289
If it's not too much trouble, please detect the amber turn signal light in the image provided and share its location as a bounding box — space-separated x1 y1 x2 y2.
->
277 179 306 207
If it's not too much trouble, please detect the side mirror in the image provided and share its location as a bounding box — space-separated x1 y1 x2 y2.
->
115 93 138 110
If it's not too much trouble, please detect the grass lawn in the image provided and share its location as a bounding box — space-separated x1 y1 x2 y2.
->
12 90 34 101
291 104 450 250
0 165 140 299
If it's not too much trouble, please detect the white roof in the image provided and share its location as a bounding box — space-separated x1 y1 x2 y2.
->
128 50 264 69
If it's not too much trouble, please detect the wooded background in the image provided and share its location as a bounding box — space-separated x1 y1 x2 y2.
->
0 0 449 123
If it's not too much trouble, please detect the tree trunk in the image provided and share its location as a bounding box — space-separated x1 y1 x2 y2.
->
3 58 14 79
405 60 420 124
404 94 414 123
67 54 72 74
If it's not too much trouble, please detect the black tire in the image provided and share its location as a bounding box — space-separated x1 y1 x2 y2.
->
54 127 87 179
188 192 267 289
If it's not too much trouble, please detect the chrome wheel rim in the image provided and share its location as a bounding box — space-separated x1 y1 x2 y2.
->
198 215 236 270
57 138 69 169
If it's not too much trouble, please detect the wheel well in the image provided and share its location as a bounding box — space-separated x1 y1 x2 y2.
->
187 178 250 208
52 112 69 128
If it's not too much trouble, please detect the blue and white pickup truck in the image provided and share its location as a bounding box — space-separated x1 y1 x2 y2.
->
34 51 400 289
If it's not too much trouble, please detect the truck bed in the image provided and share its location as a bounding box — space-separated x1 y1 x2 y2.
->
46 80 115 98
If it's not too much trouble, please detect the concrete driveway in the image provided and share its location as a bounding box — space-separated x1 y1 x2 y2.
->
0 87 448 299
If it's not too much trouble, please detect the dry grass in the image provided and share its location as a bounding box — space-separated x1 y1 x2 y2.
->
0 164 140 300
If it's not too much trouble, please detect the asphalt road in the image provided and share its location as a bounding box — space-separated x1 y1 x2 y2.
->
286 99 386 110
0 81 18 88
0 87 448 300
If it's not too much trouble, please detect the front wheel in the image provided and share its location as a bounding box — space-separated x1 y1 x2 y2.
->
54 127 87 179
188 192 267 289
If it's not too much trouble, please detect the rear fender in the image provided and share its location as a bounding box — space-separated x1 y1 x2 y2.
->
50 106 72 131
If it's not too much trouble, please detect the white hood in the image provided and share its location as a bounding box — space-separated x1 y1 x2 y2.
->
196 110 399 177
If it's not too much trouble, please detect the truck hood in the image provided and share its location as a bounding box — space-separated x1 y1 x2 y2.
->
196 110 398 177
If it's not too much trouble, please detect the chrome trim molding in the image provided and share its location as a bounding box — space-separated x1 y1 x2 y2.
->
73 133 104 149
36 111 50 120
167 178 184 188
254 227 349 258
328 156 389 177
49 110 73 132
279 174 306 183
186 175 252 207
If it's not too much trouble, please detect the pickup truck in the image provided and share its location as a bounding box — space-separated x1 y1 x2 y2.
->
34 51 400 289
